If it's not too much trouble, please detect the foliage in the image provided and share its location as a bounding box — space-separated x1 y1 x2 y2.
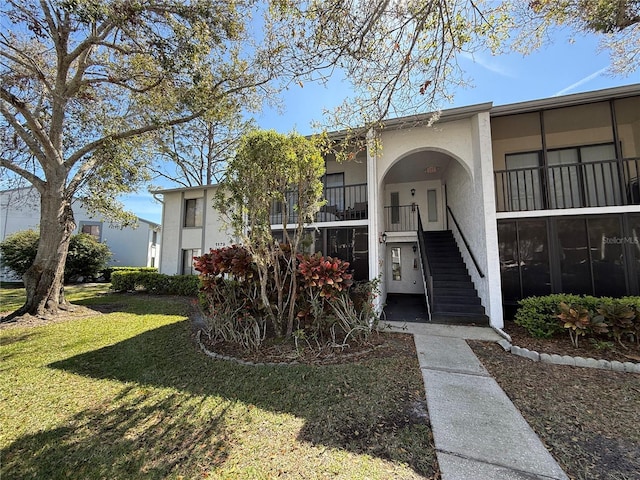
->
297 254 354 300
194 246 378 351
515 294 583 338
593 303 636 347
110 271 199 296
152 112 256 187
0 229 111 282
515 294 640 347
557 301 590 348
0 229 40 277
0 0 273 317
215 130 325 337
101 266 158 282
194 245 264 349
65 234 111 282
503 0 640 75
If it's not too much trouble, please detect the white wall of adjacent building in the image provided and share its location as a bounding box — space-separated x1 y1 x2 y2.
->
0 187 160 281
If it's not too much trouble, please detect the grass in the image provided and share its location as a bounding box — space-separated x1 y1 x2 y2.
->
0 285 436 479
0 282 111 313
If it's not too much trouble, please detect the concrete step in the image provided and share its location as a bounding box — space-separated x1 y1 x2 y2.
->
430 312 490 326
433 303 486 315
435 295 481 305
431 273 471 282
433 279 475 289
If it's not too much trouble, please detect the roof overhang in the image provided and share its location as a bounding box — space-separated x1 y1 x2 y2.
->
490 83 640 117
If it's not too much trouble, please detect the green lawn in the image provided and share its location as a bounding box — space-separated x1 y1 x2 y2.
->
0 286 436 479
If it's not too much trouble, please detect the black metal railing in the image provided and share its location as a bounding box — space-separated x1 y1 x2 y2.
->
494 157 640 212
416 207 433 321
447 206 484 279
383 204 418 231
270 183 368 224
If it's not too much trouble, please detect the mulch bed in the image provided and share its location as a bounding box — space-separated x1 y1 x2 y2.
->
469 340 640 480
503 321 640 363
198 330 415 366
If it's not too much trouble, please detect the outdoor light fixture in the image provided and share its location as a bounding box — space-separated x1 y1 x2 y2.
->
380 232 387 244
411 188 416 196
413 244 417 253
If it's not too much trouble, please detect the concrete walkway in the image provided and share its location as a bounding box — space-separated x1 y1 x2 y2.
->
382 321 569 480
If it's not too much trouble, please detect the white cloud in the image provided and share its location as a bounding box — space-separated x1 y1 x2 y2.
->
553 67 608 96
459 51 517 78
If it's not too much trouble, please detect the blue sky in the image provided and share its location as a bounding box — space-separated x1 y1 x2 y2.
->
127 28 639 224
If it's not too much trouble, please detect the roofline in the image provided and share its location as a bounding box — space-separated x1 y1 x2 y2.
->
490 83 640 117
152 183 219 195
381 102 494 130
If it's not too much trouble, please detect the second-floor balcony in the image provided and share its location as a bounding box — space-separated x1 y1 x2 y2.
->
494 157 640 213
270 183 368 225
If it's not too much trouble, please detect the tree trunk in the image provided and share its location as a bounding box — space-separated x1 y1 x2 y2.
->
7 188 76 320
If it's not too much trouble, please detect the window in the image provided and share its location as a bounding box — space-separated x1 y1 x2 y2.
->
80 222 102 241
184 198 203 227
152 231 158 245
391 247 401 280
390 192 400 224
505 152 543 210
324 173 345 212
427 189 438 222
182 248 201 275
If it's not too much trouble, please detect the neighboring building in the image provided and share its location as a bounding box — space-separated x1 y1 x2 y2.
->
0 187 161 280
156 84 640 329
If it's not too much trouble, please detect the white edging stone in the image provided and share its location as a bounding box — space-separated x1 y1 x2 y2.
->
500 339 640 374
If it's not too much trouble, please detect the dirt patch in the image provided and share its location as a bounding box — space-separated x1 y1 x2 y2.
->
0 305 102 330
470 340 640 480
504 321 640 363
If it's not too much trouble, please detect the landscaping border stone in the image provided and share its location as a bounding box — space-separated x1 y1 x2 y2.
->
499 340 640 373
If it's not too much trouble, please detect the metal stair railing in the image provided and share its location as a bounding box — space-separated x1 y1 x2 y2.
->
416 207 433 322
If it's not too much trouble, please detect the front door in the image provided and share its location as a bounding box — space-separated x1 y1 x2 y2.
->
386 243 423 294
424 180 444 231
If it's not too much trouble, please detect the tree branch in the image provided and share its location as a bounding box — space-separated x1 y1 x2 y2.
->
0 158 45 191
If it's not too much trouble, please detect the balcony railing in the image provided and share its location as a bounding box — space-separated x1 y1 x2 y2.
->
494 157 640 212
384 205 418 232
270 183 368 225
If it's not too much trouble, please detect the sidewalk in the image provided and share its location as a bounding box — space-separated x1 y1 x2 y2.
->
382 321 569 480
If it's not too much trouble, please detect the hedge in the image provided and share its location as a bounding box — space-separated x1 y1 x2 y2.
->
111 271 199 296
102 266 158 282
514 294 640 343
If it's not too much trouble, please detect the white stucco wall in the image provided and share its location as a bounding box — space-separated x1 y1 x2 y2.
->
158 185 236 275
372 111 504 327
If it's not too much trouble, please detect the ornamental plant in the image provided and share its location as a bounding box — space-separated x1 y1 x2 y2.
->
297 253 354 299
594 304 636 347
557 302 591 348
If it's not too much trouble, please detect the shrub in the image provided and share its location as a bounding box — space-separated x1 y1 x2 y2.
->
0 229 39 277
110 271 199 296
65 233 111 282
0 229 112 282
557 302 591 347
102 266 158 282
194 246 378 351
515 294 640 347
514 294 583 338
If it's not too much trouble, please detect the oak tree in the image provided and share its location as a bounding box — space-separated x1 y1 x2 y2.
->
0 0 271 319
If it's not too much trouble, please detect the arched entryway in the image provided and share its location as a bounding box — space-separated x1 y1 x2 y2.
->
378 148 489 325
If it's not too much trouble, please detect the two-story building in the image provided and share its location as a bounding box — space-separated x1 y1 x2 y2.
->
1 187 161 281
156 83 640 329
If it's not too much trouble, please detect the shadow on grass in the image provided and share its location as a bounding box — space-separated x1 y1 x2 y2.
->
2 385 231 479
2 319 435 479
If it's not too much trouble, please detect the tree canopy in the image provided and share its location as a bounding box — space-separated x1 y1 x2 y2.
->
0 0 274 318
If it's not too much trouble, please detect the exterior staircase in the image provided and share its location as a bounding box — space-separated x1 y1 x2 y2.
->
423 230 489 325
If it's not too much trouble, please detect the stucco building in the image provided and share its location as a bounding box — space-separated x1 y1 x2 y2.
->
156 84 640 329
